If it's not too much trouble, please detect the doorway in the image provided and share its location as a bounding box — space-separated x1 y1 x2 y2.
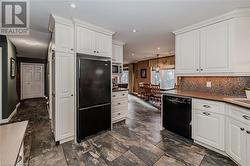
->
21 63 44 99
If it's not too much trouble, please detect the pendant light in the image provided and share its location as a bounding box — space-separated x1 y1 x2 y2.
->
155 54 160 72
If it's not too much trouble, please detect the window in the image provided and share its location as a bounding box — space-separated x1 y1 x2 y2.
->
121 70 128 84
151 69 175 90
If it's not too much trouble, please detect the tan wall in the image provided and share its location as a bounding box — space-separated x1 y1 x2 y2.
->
131 56 175 93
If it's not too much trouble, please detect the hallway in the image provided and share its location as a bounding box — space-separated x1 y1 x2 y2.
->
10 95 236 166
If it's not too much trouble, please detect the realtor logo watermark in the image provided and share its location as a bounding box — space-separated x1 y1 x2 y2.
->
0 0 30 35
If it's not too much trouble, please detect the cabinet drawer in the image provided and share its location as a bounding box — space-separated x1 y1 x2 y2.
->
112 91 128 99
192 99 225 115
112 110 127 121
112 100 127 108
227 104 250 125
112 105 128 113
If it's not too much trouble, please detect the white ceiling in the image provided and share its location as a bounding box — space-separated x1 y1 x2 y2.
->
7 0 250 62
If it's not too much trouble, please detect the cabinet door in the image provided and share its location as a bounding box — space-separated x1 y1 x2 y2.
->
112 44 123 63
55 23 74 53
193 110 225 150
76 26 96 55
95 32 112 57
200 21 229 73
175 30 200 74
55 52 74 141
246 126 250 166
226 118 246 165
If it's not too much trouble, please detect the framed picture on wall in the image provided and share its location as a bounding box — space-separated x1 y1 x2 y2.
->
10 58 16 78
141 69 147 78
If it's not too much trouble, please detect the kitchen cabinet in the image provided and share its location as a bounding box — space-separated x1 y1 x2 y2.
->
226 104 250 166
192 99 225 151
174 9 250 76
112 40 124 64
175 30 199 74
111 91 128 123
226 117 246 165
200 21 229 73
75 22 113 57
54 22 74 53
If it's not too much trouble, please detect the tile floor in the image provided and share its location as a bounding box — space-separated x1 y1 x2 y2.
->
10 95 236 166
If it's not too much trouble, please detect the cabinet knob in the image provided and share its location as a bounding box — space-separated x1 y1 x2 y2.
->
71 94 74 96
94 51 96 53
70 48 74 51
247 131 250 134
200 69 203 71
97 51 99 53
240 128 245 131
112 95 116 97
203 105 211 108
202 112 210 116
117 103 121 105
196 69 199 71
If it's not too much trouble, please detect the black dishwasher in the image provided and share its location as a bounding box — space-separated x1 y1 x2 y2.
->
162 95 192 139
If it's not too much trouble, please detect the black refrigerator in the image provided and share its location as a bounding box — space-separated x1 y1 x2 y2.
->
77 54 111 143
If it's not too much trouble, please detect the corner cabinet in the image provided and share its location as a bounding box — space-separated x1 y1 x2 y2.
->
75 21 113 57
174 9 250 76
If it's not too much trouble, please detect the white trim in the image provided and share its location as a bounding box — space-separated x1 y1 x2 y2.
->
73 18 115 36
0 102 20 124
49 14 73 32
0 47 2 121
173 8 250 35
112 40 125 46
21 63 45 100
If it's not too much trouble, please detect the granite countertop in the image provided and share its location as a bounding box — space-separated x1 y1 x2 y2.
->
0 121 28 166
164 90 250 109
112 88 129 92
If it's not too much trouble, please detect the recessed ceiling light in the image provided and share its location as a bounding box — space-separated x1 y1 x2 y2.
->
132 29 137 33
132 53 135 56
157 47 161 50
70 3 76 8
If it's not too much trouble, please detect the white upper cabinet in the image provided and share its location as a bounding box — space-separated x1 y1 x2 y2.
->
95 32 112 57
200 21 229 73
174 8 250 76
54 24 74 53
75 20 114 57
112 40 124 64
76 26 96 55
175 30 199 74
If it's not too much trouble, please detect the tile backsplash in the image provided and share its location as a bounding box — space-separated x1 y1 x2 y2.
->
178 76 250 97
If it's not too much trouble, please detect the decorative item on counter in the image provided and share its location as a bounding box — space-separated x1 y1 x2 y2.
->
245 88 250 99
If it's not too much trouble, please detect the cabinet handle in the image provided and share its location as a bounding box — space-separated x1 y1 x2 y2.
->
203 105 211 108
243 115 250 120
94 51 96 53
247 131 250 134
71 94 74 96
196 69 199 71
122 94 125 96
112 95 116 97
118 113 121 115
200 69 203 71
203 112 210 116
97 51 99 53
117 103 121 105
241 128 245 131
17 155 22 163
70 48 74 51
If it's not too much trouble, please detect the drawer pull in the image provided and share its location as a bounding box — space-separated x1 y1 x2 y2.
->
247 131 250 134
203 105 211 108
203 112 210 116
112 95 116 97
243 115 250 120
122 94 125 96
241 128 245 131
117 103 121 105
118 113 121 115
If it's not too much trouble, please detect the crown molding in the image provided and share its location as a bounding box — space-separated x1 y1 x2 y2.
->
173 8 250 35
48 14 73 32
112 40 125 46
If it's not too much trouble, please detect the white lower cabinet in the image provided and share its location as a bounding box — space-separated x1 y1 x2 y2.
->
246 126 250 166
111 91 128 123
226 117 246 165
193 109 225 151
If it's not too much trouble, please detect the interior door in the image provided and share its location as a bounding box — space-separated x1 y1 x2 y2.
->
21 63 44 99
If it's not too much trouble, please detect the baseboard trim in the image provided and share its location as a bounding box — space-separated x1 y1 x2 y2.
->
0 102 20 124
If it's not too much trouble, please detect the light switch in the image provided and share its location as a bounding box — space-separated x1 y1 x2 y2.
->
206 81 212 88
